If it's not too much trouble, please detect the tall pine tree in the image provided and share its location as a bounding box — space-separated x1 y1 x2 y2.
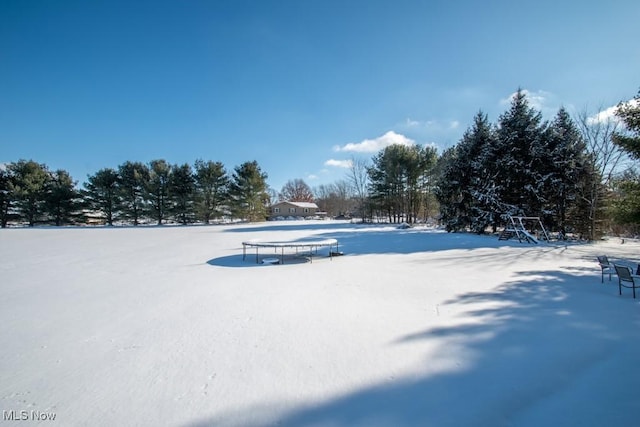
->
0 166 14 228
84 168 121 226
45 169 79 226
228 161 269 222
169 163 196 225
436 112 498 232
9 160 50 226
118 161 149 225
494 89 547 219
146 159 172 225
543 107 591 232
613 88 640 159
194 159 229 224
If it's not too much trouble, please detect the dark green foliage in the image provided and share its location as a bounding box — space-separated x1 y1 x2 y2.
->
609 88 640 232
613 89 640 159
169 163 196 225
436 90 601 238
543 108 593 234
419 146 439 221
434 147 461 231
610 170 640 228
367 144 436 223
44 169 80 226
193 159 229 224
118 161 149 226
436 112 499 232
84 168 121 226
494 89 548 218
9 160 50 226
0 167 14 228
228 161 270 222
146 159 172 225
1 157 271 227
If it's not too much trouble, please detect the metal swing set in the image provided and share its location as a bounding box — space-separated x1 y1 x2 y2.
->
498 215 550 244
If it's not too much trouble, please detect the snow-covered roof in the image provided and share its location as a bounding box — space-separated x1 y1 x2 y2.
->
273 201 318 209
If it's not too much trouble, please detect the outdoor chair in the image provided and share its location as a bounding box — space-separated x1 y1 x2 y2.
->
613 264 640 299
597 256 613 283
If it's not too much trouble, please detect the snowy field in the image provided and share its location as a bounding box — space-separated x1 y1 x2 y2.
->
1 220 639 427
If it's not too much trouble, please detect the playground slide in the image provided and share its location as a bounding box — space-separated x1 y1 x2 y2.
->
520 230 538 244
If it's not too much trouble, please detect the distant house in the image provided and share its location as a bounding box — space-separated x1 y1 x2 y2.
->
269 201 323 220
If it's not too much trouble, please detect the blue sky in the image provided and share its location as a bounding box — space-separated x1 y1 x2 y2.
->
1 0 639 192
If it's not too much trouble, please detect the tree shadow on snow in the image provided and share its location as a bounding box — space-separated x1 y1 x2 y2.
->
183 267 640 427
223 221 358 233
311 227 587 259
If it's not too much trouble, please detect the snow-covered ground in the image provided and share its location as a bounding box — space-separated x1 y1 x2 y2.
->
1 221 639 427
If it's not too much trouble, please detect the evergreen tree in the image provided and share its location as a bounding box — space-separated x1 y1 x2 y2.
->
367 144 433 223
146 159 172 225
543 108 591 232
0 166 14 228
118 161 149 225
228 161 269 222
193 159 229 224
609 88 640 232
367 145 404 223
613 88 640 159
461 112 498 232
84 168 121 226
9 160 50 226
434 147 464 231
435 112 497 232
418 146 439 222
169 163 196 225
44 169 79 226
494 89 548 218
610 169 640 230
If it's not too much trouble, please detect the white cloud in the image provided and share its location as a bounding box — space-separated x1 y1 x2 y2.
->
500 89 554 111
306 174 319 181
324 159 353 168
587 99 639 125
334 131 415 153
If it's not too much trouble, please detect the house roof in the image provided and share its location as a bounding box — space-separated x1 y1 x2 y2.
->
272 201 318 209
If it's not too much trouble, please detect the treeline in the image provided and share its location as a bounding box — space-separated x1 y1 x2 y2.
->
437 90 597 237
321 87 639 240
0 159 270 227
3 88 639 237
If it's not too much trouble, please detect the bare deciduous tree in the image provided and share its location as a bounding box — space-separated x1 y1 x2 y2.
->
278 179 314 202
577 106 625 185
576 106 627 238
347 156 369 220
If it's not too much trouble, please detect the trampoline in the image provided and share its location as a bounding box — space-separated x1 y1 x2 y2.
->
242 237 340 264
